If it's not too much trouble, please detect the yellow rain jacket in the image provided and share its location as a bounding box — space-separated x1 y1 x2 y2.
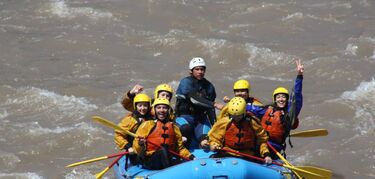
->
114 114 151 150
121 91 135 112
133 120 192 158
208 117 270 157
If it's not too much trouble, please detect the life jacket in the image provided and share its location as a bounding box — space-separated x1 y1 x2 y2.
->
261 106 290 144
146 121 177 152
224 120 256 150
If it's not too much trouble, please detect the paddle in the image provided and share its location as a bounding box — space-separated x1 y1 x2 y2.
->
91 116 191 161
297 166 332 179
66 151 129 168
267 142 332 179
290 129 328 137
95 154 124 179
219 148 324 178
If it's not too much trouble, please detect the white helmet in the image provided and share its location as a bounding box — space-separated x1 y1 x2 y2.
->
189 57 206 70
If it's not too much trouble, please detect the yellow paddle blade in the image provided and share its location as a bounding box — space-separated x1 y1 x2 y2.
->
297 166 332 179
282 165 324 178
273 151 302 179
66 156 108 168
95 167 110 179
91 116 137 138
290 129 328 137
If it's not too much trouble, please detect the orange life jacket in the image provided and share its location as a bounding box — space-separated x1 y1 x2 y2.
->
261 107 287 144
146 121 177 152
224 120 256 150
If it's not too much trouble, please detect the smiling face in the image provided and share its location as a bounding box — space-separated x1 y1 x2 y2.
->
154 104 169 121
191 66 206 80
234 89 249 99
274 94 288 108
158 91 172 101
136 102 149 115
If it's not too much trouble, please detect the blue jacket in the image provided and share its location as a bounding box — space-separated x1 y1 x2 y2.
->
175 76 216 120
248 75 303 119
290 75 303 117
176 76 216 101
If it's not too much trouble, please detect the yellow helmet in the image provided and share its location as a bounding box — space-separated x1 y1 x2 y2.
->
154 83 173 100
233 79 250 91
273 87 289 101
152 98 170 108
227 97 246 116
133 93 151 109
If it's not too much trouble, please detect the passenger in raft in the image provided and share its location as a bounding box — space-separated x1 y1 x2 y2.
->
261 59 304 159
208 97 272 164
175 57 224 149
121 83 176 120
133 98 195 170
114 93 153 164
217 79 266 120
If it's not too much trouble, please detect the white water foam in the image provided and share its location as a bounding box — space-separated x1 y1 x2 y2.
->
0 172 43 179
23 122 104 136
149 29 195 47
4 86 98 122
64 168 95 179
344 36 375 58
340 79 375 135
0 108 8 119
49 0 113 20
282 12 344 24
0 150 21 169
245 43 295 71
198 38 228 59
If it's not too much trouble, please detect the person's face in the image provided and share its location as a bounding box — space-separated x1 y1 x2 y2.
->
234 89 249 99
154 104 169 120
158 91 171 101
191 66 205 80
275 94 287 108
136 102 149 115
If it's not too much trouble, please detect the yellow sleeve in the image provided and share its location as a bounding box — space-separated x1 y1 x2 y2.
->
173 125 192 158
208 118 230 148
121 91 135 112
251 120 270 157
114 115 137 150
133 121 154 155
217 105 229 122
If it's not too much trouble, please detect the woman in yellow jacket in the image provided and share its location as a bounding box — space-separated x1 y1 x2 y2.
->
208 97 272 164
133 98 195 170
114 94 152 163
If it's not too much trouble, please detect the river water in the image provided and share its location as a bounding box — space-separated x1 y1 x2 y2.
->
0 0 374 178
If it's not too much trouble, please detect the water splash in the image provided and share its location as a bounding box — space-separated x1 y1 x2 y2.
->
340 79 375 135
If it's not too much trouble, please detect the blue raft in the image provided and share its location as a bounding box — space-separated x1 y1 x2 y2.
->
113 149 295 179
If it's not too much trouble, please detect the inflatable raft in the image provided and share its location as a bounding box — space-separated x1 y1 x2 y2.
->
113 149 295 179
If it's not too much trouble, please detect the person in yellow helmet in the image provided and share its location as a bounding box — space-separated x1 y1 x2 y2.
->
208 97 272 164
121 83 173 112
120 83 176 121
133 98 195 170
218 79 265 120
261 59 304 159
114 93 153 164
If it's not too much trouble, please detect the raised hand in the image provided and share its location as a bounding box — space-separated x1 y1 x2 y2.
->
296 59 304 75
130 84 144 95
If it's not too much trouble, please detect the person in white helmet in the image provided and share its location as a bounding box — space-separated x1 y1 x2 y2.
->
175 57 223 149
